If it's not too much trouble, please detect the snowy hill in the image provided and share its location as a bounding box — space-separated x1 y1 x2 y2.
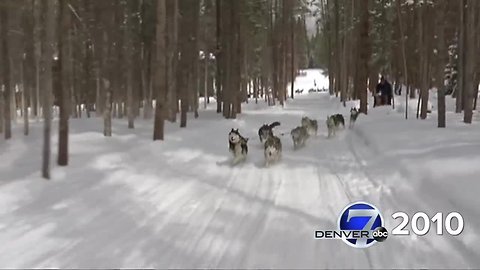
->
1 76 480 268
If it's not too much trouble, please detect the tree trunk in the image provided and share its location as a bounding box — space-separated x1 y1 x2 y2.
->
334 0 341 97
33 0 42 119
419 2 430 120
463 0 475 123
104 88 112 137
125 3 135 129
142 47 153 119
221 1 232 116
204 53 208 109
473 78 479 111
127 70 135 129
153 0 167 140
23 1 36 135
340 0 353 106
192 1 200 119
456 0 465 113
166 0 178 122
0 89 3 135
215 0 223 113
232 0 242 116
41 0 56 179
1 4 12 140
290 1 295 100
356 0 370 114
178 0 197 127
396 0 409 119
21 61 29 136
58 0 71 166
436 0 447 128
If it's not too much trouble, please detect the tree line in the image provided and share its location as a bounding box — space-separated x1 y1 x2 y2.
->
313 0 479 126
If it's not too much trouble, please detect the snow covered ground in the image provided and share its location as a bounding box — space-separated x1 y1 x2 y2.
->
290 69 329 93
1 75 480 268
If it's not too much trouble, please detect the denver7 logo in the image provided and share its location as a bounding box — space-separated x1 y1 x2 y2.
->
338 202 384 248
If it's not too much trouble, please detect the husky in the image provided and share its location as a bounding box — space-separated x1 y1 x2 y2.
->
326 115 336 138
290 126 308 150
228 128 249 165
332 114 345 129
264 134 282 167
301 116 318 136
349 108 360 128
258 121 281 143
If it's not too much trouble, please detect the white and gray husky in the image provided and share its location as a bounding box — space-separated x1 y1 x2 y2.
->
290 126 309 150
326 114 345 138
326 115 336 138
228 128 249 165
301 116 318 136
349 107 360 128
264 134 282 167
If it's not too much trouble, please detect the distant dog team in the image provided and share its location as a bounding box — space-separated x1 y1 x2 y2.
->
228 108 361 166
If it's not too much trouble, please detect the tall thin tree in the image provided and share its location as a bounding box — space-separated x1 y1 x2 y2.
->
1 2 12 140
463 0 475 123
58 0 72 166
41 0 56 179
153 0 167 140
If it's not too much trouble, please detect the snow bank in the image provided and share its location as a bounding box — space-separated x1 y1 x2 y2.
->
352 104 480 265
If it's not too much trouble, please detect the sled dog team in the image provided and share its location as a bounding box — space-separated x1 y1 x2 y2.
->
229 107 361 166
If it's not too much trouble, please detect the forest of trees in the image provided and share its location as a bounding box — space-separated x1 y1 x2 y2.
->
0 0 310 179
312 0 479 125
1 0 479 179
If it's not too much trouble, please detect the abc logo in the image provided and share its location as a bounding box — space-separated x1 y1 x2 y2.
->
372 226 388 242
338 201 385 248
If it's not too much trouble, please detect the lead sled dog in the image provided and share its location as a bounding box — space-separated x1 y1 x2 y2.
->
228 128 249 165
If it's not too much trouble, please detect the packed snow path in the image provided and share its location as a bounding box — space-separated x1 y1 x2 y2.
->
0 93 479 268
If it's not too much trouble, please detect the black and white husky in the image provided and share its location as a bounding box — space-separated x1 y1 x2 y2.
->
349 108 360 128
290 126 308 150
228 128 249 165
264 134 282 167
301 116 318 136
332 114 345 129
258 121 281 143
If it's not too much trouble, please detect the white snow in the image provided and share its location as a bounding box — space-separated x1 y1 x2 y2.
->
0 71 479 268
289 69 329 93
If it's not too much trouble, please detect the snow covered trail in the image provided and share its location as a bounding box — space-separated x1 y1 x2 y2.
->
0 93 479 268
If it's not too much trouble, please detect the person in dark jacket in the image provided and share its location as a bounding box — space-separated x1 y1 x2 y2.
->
375 76 393 106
